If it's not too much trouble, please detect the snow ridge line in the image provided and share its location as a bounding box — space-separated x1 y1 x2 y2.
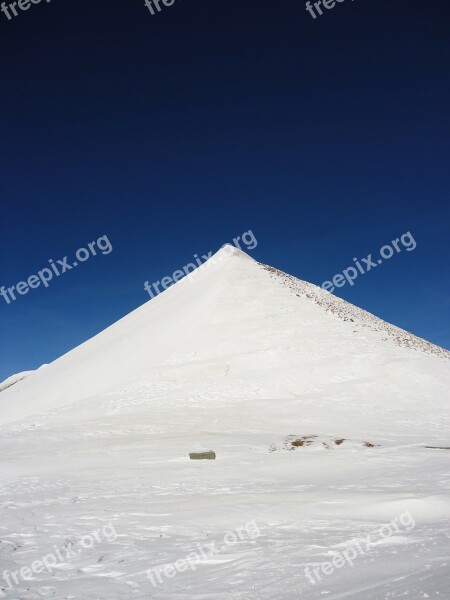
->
259 263 450 360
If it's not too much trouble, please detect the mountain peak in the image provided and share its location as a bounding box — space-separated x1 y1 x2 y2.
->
0 250 448 428
215 243 256 259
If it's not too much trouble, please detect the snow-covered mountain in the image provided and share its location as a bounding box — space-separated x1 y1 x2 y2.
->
1 245 449 599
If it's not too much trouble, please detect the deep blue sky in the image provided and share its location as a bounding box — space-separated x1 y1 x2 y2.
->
1 0 449 380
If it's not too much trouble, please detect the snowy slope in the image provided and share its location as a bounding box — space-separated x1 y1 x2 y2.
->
0 365 47 393
0 245 449 600
0 371 35 393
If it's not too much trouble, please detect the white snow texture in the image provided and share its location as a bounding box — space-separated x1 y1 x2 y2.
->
1 245 449 599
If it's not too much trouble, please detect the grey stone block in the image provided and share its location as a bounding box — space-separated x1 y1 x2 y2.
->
189 451 216 460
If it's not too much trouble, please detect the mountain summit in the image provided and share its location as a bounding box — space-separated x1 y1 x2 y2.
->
0 246 448 434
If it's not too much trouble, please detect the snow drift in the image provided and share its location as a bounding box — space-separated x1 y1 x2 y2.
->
0 246 449 599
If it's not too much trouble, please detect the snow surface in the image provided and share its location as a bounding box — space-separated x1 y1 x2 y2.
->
0 372 35 393
0 245 449 599
0 365 48 394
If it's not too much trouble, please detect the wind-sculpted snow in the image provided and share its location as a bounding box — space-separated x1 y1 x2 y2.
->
0 371 34 393
1 246 449 599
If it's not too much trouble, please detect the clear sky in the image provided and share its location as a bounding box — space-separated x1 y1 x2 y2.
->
0 0 449 380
